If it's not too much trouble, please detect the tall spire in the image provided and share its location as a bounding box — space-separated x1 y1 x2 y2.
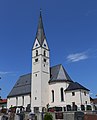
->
36 10 45 46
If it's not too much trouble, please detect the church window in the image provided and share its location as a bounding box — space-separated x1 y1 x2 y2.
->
36 44 38 47
44 44 46 47
44 50 46 56
16 97 18 106
35 74 37 77
35 97 37 100
72 102 75 106
22 96 24 106
52 90 54 102
72 92 75 96
84 91 86 96
44 58 46 62
85 101 87 104
60 88 64 101
36 50 38 56
35 58 38 62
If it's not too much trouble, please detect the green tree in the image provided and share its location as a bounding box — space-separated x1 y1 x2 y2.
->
44 113 53 120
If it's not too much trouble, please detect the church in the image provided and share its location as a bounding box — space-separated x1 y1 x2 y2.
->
7 12 90 112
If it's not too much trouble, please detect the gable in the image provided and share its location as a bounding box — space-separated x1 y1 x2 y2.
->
42 38 49 50
50 64 73 83
33 38 40 49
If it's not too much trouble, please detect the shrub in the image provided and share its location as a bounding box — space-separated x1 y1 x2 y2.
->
81 105 85 111
44 113 53 120
86 105 92 110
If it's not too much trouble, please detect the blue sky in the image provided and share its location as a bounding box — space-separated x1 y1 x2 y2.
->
0 0 97 98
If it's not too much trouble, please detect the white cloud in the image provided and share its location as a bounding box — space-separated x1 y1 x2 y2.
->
0 71 16 76
85 9 97 16
67 52 88 63
0 72 11 75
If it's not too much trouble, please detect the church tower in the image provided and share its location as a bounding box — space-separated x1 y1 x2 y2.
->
31 12 50 112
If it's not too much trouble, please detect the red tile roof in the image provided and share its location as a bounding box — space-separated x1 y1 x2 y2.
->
0 99 7 103
92 98 97 104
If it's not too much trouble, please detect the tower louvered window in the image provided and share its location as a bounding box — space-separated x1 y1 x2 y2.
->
36 50 38 56
44 50 46 56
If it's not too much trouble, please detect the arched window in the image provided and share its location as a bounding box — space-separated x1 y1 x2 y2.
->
22 96 24 106
52 90 54 102
16 97 18 106
36 50 38 56
60 88 64 101
44 50 46 56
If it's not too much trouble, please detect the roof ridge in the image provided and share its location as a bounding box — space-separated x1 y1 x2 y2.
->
56 64 61 79
62 66 73 81
65 81 89 91
20 73 31 77
50 64 62 68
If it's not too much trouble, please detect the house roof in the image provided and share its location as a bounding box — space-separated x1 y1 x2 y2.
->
7 73 31 98
0 99 7 104
92 98 97 104
65 82 90 91
8 64 73 97
8 64 88 98
49 64 73 83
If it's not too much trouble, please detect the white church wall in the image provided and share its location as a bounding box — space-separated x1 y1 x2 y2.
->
65 91 81 107
65 90 90 107
7 94 31 109
7 97 16 108
24 95 31 107
49 82 69 107
80 90 90 105
41 72 49 107
17 96 22 106
31 70 42 107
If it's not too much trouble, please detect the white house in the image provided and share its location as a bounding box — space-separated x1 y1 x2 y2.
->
7 12 90 112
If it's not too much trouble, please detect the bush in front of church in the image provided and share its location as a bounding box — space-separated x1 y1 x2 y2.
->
44 113 53 120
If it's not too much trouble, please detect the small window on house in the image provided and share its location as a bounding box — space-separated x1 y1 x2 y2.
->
35 97 37 100
35 74 37 77
16 97 18 106
52 90 54 102
22 96 24 106
44 50 46 56
36 44 38 47
36 50 38 56
72 92 75 96
84 92 86 96
35 58 38 62
44 58 46 62
60 88 64 101
72 102 75 106
85 101 87 104
44 44 46 47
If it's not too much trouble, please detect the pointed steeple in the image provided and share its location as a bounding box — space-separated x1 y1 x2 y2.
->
36 10 46 46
